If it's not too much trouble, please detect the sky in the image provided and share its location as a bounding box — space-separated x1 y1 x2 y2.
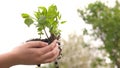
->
0 0 116 68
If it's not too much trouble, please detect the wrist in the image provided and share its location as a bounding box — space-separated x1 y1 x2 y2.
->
0 52 18 68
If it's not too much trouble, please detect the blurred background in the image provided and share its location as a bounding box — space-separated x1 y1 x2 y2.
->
0 0 119 68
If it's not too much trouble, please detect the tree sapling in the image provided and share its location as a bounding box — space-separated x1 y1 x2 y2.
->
21 4 66 68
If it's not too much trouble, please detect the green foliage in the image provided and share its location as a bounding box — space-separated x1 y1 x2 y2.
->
21 4 66 38
21 13 34 27
78 0 120 67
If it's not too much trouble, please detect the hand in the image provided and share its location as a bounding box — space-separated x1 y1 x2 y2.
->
0 40 59 68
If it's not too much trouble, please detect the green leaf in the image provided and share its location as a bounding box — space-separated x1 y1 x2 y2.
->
38 15 46 24
34 11 41 19
83 28 88 35
38 6 47 15
58 14 61 19
61 21 66 24
21 13 30 18
48 4 57 12
24 18 34 27
47 4 57 17
37 27 43 31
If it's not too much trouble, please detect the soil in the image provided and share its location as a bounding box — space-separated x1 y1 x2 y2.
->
27 38 51 44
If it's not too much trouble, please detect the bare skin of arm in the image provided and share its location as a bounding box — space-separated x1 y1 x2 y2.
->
0 40 59 68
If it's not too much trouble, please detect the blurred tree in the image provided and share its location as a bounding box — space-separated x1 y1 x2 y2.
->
41 34 112 68
78 0 120 68
59 34 92 68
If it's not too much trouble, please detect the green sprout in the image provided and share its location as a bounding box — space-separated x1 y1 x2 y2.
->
21 4 66 40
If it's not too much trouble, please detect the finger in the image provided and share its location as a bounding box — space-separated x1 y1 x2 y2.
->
26 41 48 48
40 45 59 63
43 47 60 63
49 39 58 46
38 40 58 55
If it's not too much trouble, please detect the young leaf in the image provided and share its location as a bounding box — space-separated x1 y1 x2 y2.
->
38 15 46 24
61 21 66 24
21 13 30 18
24 18 34 27
58 13 61 19
38 6 47 15
34 11 41 19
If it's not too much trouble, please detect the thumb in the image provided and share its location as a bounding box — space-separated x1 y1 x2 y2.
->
26 41 48 48
49 39 58 46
